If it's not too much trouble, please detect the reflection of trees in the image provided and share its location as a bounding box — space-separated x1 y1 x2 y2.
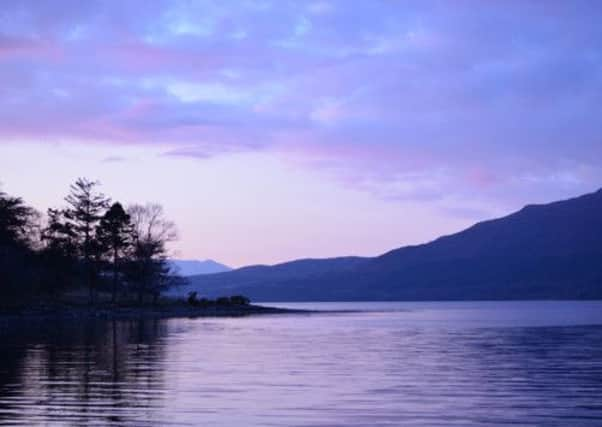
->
0 334 28 423
0 318 168 425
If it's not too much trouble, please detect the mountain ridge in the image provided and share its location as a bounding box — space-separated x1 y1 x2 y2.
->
170 259 232 276
180 188 602 301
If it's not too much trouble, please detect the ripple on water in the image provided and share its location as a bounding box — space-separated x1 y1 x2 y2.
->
1 301 602 426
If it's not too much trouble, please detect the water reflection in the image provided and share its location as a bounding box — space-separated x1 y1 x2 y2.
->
0 319 168 425
0 302 602 426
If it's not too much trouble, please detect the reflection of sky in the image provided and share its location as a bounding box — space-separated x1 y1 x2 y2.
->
1 1 601 266
3 304 602 425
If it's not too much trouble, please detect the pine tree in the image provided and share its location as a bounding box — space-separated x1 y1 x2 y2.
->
96 202 132 303
64 178 110 303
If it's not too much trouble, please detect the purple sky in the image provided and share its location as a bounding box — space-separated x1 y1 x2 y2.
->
1 0 601 267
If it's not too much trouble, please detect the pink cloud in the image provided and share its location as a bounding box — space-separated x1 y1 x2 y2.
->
105 41 223 73
466 167 499 188
0 35 61 60
0 0 600 212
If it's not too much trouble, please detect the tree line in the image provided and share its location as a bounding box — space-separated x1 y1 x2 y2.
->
0 178 183 305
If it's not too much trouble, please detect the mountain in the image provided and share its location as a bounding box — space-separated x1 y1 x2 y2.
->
170 259 232 276
180 189 602 301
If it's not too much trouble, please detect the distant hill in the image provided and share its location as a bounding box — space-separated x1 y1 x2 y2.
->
170 259 231 276
179 189 602 301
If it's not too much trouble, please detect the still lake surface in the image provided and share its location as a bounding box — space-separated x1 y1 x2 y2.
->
1 301 602 426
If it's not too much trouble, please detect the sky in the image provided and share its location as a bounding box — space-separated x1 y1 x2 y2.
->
1 0 601 267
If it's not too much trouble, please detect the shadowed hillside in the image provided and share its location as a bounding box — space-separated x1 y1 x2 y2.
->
170 259 231 276
182 189 602 301
171 257 367 299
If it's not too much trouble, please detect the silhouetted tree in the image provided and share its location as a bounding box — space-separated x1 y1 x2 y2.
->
1 181 185 305
64 178 110 302
0 190 38 298
125 204 179 303
0 191 37 247
40 208 79 294
42 209 78 255
96 202 132 303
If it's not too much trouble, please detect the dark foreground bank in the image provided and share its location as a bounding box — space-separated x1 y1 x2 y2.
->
0 300 306 323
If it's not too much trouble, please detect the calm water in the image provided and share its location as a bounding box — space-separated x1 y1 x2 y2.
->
1 301 602 426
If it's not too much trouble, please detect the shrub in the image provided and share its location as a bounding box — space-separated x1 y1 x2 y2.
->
230 295 250 305
187 291 198 306
216 296 230 305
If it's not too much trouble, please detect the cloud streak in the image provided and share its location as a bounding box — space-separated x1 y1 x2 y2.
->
1 0 601 207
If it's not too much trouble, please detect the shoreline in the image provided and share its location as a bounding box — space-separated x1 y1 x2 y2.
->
0 302 309 323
